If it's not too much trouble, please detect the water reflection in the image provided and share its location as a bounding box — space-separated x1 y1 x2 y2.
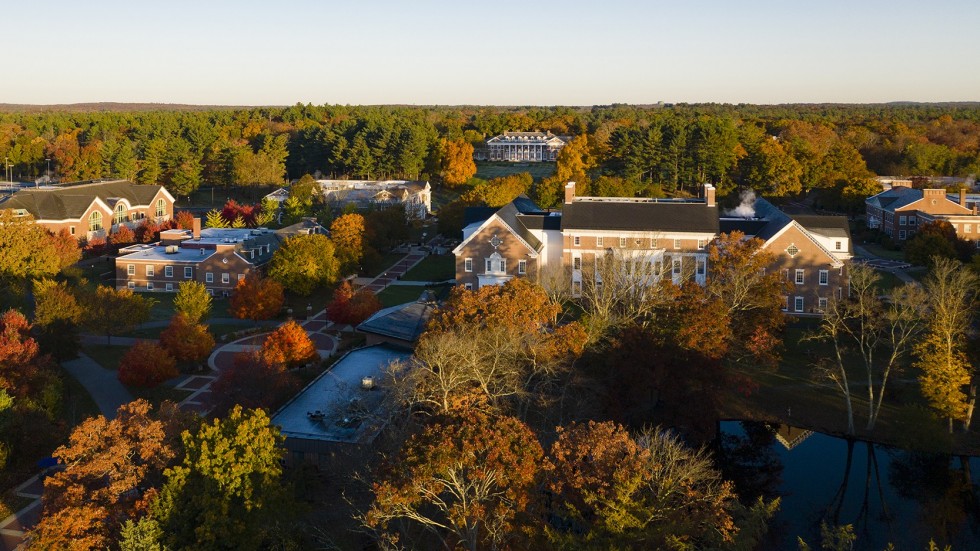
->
717 421 980 550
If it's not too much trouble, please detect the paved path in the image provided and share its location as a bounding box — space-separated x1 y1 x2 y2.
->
136 318 280 330
0 475 45 550
61 353 133 419
80 335 157 346
853 245 917 284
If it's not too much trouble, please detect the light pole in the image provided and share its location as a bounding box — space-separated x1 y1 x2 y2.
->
45 158 51 182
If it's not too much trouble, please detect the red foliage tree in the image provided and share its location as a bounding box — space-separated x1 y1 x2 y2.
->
48 228 82 270
209 351 299 415
110 225 136 248
221 199 257 227
230 274 285 321
325 281 382 325
0 309 48 398
159 313 215 365
260 321 318 368
134 220 162 243
83 236 107 256
118 341 178 387
174 210 196 230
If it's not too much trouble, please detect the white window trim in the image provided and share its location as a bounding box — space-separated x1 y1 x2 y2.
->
464 258 473 273
128 281 135 289
206 272 214 283
166 283 173 291
221 273 230 284
794 296 804 312
127 264 135 275
673 239 681 250
596 236 603 247
573 236 580 246
184 267 193 279
795 269 805 285
619 237 627 248
819 270 829 285
146 265 154 277
518 260 527 275
147 282 154 290
165 266 173 278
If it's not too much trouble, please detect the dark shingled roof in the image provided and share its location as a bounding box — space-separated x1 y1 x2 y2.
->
561 200 719 233
719 219 769 236
0 180 166 220
463 207 497 227
356 292 438 345
866 187 921 212
516 213 562 231
491 195 550 251
791 215 852 239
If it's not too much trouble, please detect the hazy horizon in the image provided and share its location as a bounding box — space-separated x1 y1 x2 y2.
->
8 0 980 106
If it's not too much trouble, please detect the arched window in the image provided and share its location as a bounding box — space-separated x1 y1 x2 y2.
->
155 199 165 217
114 203 126 225
89 211 103 232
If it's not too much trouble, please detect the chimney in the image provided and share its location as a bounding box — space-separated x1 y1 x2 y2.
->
192 217 201 240
960 188 967 207
704 184 716 207
564 181 576 205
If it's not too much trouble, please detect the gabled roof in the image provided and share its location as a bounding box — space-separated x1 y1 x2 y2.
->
866 186 921 212
462 207 497 227
720 198 843 266
562 199 719 234
0 180 170 220
791 215 851 239
452 195 548 256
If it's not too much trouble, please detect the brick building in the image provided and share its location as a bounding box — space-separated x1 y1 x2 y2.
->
115 219 326 295
866 186 980 243
0 180 174 241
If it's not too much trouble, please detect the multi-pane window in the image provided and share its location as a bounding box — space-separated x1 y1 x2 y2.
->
166 283 173 291
696 258 706 276
795 269 805 285
899 215 907 226
156 199 165 217
966 224 973 234
782 296 789 311
619 237 627 248
147 282 154 290
206 272 214 283
909 217 917 226
794 296 804 312
573 257 582 270
818 297 828 311
573 236 580 246
818 270 829 285
146 265 154 277
672 259 681 275
128 281 135 289
596 236 603 247
651 238 658 248
464 258 473 272
835 241 842 250
673 239 681 250
518 260 527 274
165 266 173 277
127 264 135 275
115 204 126 225
697 239 706 250
89 211 103 232
221 273 230 284
184 267 193 278
899 230 907 240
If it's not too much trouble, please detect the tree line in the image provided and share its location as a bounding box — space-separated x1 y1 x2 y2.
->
3 104 980 208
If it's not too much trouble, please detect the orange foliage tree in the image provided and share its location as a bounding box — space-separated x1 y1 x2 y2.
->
230 274 284 321
159 313 215 365
174 210 196 230
209 351 300 415
330 213 366 274
31 400 184 549
325 281 381 325
118 341 178 387
365 409 544 550
260 321 317 369
438 139 477 187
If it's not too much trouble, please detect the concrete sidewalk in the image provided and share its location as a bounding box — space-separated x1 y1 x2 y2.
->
61 353 133 419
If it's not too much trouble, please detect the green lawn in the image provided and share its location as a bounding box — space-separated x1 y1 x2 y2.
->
856 242 905 261
146 294 232 323
401 255 454 282
377 283 451 307
60 369 101 426
81 344 192 406
475 161 555 181
82 344 130 370
873 269 904 292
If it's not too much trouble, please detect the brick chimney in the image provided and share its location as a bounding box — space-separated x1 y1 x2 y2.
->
564 181 576 205
192 217 201 240
960 188 967 207
704 184 716 207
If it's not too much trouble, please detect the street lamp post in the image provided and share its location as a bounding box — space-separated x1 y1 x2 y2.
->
45 158 51 181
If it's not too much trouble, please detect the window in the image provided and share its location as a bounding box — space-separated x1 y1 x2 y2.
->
572 281 582 296
89 211 103 232
786 244 799 257
485 259 492 272
673 239 681 250
127 264 135 276
899 215 907 226
819 270 829 285
573 236 580 246
184 267 193 278
146 265 154 277
147 282 154 290
596 236 603 247
909 217 916 226
166 283 173 291
69 226 75 235
651 238 658 248
619 237 627 248
221 273 230 284
206 272 214 283
781 268 789 281
899 230 907 240
128 281 135 289
518 260 527 274
155 199 165 217
464 258 473 272
573 257 582 270
782 296 789 312
835 241 842 250
794 296 804 312
795 269 805 285
238 273 245 281
696 258 706 276
464 283 473 290
818 297 828 311
206 288 214 296
976 240 980 249
499 259 506 272
672 259 681 275
114 204 126 225
966 224 973 234
697 239 706 250
165 266 173 278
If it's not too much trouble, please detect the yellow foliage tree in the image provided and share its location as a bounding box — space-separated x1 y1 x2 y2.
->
330 213 366 274
439 139 476 187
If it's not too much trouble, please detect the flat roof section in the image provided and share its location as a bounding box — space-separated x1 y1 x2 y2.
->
272 345 412 444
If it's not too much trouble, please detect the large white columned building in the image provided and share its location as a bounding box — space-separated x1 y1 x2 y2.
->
485 132 566 162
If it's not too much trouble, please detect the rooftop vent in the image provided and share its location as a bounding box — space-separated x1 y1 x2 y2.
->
165 245 179 254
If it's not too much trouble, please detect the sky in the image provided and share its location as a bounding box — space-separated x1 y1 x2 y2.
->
6 0 980 106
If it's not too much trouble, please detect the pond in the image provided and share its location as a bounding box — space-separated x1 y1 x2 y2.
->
717 421 980 550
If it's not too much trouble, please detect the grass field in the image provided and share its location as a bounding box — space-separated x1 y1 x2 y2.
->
401 255 454 281
377 283 451 307
81 344 192 406
856 242 906 261
475 161 555 181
